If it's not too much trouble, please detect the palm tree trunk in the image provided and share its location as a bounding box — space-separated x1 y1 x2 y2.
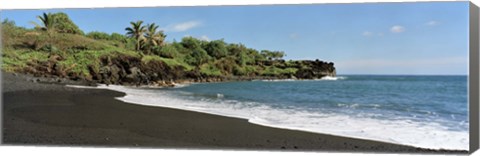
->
136 40 140 51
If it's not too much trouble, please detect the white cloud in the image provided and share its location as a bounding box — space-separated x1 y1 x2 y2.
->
426 20 439 26
362 31 373 36
199 35 210 41
183 35 210 41
390 25 405 33
166 21 202 32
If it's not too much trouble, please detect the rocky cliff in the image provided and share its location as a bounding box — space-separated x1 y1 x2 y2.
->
19 53 336 86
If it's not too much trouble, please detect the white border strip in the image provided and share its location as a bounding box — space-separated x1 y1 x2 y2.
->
0 0 466 10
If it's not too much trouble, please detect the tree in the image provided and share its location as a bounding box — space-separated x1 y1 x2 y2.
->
227 43 252 66
31 12 83 35
181 37 211 66
144 23 167 54
125 21 146 51
185 48 210 66
261 50 285 61
150 24 166 46
31 13 56 34
204 40 228 59
246 48 265 64
180 36 202 50
50 12 84 35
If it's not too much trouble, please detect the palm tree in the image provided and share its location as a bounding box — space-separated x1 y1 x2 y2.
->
31 12 56 34
125 21 146 51
154 31 167 47
144 23 167 54
144 23 159 54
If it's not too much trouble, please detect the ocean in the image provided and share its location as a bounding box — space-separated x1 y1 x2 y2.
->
84 75 469 150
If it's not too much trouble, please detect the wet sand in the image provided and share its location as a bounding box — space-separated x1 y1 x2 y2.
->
1 72 467 154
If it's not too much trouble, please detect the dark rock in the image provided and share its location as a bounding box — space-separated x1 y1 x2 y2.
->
125 67 141 83
16 51 337 86
294 60 336 79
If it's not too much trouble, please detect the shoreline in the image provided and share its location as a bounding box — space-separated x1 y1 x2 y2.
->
82 82 468 151
2 72 468 154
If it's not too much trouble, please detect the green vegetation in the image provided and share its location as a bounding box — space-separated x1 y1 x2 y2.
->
1 12 335 84
31 12 84 35
261 50 285 61
86 31 111 40
125 21 147 51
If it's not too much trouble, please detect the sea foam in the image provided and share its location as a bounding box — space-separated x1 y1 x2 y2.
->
319 76 347 80
72 84 468 150
259 76 347 82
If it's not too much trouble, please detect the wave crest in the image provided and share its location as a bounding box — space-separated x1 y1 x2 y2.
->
319 76 347 80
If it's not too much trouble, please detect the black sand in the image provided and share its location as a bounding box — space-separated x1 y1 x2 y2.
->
1 72 468 154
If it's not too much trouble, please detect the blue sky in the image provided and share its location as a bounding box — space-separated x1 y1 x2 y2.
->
0 2 470 75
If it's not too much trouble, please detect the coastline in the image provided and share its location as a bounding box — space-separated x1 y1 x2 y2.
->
1 72 467 154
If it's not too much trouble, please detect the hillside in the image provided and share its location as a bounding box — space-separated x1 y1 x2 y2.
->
1 13 336 86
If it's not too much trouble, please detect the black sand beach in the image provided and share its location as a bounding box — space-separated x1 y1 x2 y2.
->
1 72 468 154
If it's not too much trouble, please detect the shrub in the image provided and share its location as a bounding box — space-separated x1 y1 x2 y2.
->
110 33 127 42
50 12 84 35
1 20 29 48
153 44 178 59
233 65 246 76
86 31 111 40
204 40 228 59
185 48 210 66
213 57 235 75
200 64 222 76
39 44 59 53
261 66 297 76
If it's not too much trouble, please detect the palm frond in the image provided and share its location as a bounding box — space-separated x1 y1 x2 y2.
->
32 12 55 32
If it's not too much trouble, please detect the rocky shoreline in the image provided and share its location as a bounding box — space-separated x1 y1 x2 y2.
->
19 53 337 87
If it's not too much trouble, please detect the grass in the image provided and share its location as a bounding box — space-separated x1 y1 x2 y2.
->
200 64 222 76
1 25 128 76
58 48 142 77
1 48 50 72
141 55 193 70
1 44 142 78
261 66 298 76
59 50 100 77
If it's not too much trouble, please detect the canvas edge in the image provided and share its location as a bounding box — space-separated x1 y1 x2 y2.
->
0 8 4 145
469 1 480 154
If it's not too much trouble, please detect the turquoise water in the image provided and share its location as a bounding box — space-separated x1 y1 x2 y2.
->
90 75 469 150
